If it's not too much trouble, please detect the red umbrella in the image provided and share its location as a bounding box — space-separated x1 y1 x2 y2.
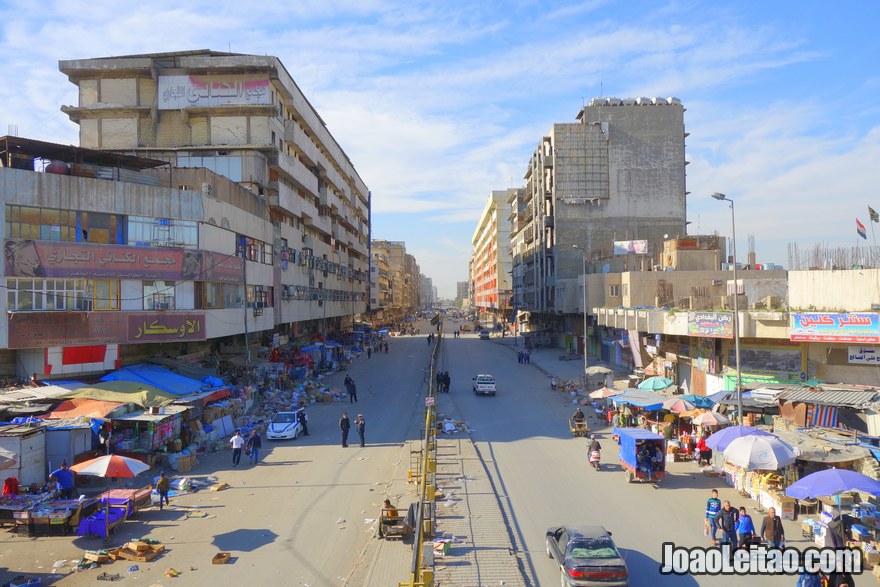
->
71 455 150 540
70 455 150 478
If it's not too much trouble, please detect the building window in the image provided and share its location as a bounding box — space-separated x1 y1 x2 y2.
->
6 205 76 241
246 285 273 308
609 285 620 297
128 216 198 248
622 284 628 297
89 279 120 310
81 212 122 244
6 278 120 311
195 282 242 309
143 281 176 310
236 234 273 264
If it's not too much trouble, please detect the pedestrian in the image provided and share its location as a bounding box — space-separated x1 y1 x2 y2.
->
735 506 755 548
356 414 366 447
348 378 358 402
49 461 76 499
230 430 245 466
340 412 351 447
517 351 522 364
704 489 721 545
717 501 740 549
385 341 389 353
526 351 531 364
155 471 170 509
367 346 372 359
760 507 785 548
297 409 309 436
246 429 262 464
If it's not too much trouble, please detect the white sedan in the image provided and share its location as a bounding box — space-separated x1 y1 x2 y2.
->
266 408 306 440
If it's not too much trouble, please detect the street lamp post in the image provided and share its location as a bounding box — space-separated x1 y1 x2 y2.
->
572 245 589 382
712 192 743 425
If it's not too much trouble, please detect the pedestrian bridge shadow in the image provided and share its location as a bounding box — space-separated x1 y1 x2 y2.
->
620 549 700 585
213 528 279 552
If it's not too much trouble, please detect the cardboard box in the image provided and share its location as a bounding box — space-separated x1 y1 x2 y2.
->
83 551 112 563
177 455 192 473
212 552 231 564
127 541 150 552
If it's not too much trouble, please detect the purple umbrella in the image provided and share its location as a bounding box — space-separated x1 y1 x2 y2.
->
704 425 774 452
786 468 880 500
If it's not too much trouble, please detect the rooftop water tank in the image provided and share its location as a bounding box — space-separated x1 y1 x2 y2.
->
45 160 70 175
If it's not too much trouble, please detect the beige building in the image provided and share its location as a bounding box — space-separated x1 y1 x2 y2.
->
471 190 513 322
57 50 370 338
371 241 421 321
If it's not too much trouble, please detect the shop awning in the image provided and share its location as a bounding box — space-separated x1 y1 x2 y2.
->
772 429 870 464
112 405 189 423
60 381 178 408
45 398 127 420
611 390 666 411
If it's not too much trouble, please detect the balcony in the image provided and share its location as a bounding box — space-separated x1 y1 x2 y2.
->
543 154 554 168
283 121 321 165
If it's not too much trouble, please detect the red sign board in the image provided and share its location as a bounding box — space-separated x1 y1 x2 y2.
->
7 311 207 349
4 239 243 283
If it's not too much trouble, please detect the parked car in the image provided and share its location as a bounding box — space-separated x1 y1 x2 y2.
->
472 374 496 396
266 407 307 440
479 330 490 340
545 525 629 586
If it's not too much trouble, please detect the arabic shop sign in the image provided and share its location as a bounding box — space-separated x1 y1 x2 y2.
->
4 240 242 283
128 314 205 342
849 346 880 365
687 311 733 339
158 74 271 110
790 312 880 343
7 312 206 348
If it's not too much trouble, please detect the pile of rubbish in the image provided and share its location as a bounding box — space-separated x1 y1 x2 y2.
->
438 417 469 435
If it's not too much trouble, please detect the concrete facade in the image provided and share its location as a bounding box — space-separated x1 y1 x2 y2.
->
510 97 687 346
371 241 420 321
57 50 370 333
471 190 513 320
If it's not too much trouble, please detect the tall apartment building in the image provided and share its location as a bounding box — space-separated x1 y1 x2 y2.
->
471 190 514 323
510 97 687 350
57 50 371 339
456 281 469 305
419 274 434 309
371 241 420 321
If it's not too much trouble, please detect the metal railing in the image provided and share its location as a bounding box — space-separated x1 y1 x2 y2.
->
400 326 441 587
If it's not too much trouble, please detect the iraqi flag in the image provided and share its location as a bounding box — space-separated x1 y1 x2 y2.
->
870 206 880 223
857 218 867 239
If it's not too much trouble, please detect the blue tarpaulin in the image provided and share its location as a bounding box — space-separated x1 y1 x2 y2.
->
101 363 218 396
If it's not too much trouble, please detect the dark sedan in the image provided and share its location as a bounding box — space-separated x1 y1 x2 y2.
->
545 525 629 586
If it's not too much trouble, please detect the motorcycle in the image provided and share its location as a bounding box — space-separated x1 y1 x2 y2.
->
589 450 601 471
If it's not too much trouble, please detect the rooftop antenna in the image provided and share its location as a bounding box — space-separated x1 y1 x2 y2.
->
600 81 603 96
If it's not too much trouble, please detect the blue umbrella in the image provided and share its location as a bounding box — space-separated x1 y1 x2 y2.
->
704 425 775 452
637 376 674 391
786 468 880 500
679 394 715 409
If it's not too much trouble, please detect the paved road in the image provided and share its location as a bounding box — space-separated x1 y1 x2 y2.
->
0 331 431 586
439 324 802 587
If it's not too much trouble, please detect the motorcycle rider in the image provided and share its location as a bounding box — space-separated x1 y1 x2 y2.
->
589 434 601 454
588 434 601 469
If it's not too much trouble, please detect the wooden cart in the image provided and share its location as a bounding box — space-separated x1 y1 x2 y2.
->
569 417 590 437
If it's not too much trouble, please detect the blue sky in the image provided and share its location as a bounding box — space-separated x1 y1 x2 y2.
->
1 1 879 298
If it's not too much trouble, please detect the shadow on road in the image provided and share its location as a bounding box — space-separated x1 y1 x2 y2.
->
212 528 279 552
620 548 700 586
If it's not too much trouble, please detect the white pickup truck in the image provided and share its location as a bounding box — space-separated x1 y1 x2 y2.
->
472 374 497 396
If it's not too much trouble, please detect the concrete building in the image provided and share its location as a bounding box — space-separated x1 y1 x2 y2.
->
0 136 287 378
456 281 469 306
57 50 371 340
371 240 420 321
471 190 514 324
419 274 434 309
510 97 687 351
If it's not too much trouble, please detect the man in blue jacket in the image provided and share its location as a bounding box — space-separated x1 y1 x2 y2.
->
704 489 721 545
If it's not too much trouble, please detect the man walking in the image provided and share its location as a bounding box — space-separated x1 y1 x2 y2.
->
230 430 245 466
340 412 351 447
349 378 358 402
367 345 372 359
356 414 366 447
246 429 262 464
717 501 740 549
760 507 785 548
704 489 721 545
155 471 170 510
736 506 755 548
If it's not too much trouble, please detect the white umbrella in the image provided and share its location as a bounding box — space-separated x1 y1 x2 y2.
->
585 366 613 376
691 411 731 426
0 449 17 472
723 435 799 470
589 387 623 399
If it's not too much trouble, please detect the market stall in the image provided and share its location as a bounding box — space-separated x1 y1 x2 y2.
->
718 434 800 520
109 405 188 465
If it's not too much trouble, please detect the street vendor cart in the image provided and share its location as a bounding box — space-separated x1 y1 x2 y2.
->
614 428 667 486
569 417 590 437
